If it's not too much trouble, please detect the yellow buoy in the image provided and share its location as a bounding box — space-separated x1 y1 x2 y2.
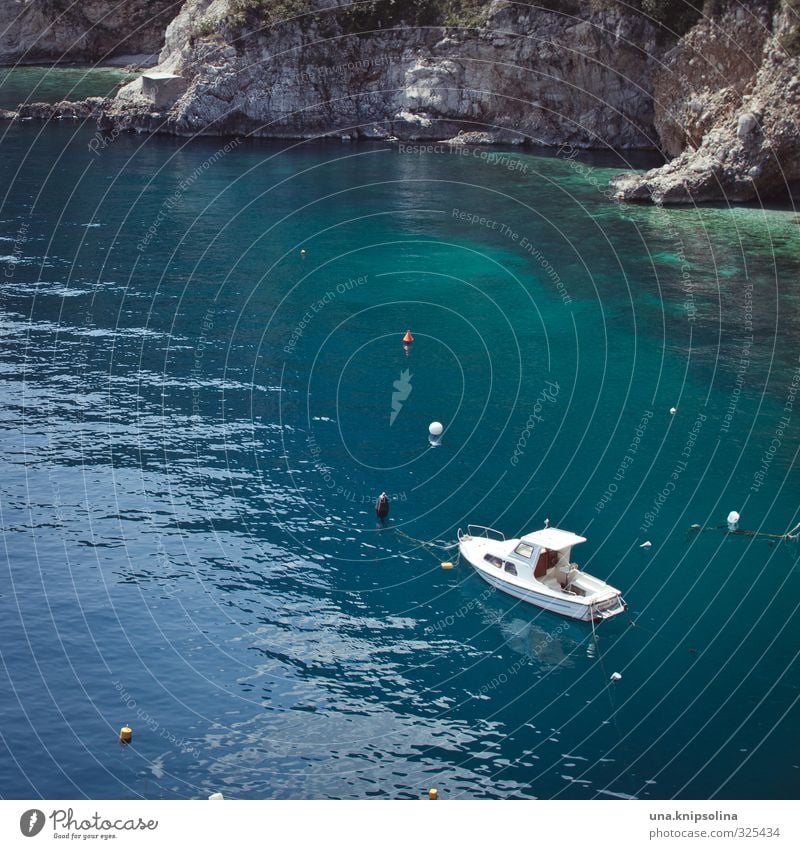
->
440 561 454 570
119 724 132 744
428 788 438 800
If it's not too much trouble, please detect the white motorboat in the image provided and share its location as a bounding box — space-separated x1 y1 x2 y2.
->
457 524 627 623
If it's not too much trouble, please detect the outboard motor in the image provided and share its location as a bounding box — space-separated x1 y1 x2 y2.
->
376 492 390 523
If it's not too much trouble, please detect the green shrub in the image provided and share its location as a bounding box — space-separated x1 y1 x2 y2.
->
337 1 495 31
640 0 703 35
193 16 218 39
228 0 311 30
220 0 763 42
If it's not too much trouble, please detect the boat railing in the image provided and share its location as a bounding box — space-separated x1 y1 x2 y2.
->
463 524 506 541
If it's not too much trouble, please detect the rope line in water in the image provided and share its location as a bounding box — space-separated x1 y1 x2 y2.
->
688 522 800 541
590 612 638 799
626 617 658 637
392 527 460 566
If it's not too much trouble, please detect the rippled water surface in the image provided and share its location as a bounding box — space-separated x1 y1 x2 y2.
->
0 67 134 110
1 122 799 799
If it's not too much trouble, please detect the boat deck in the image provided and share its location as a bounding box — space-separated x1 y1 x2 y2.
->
538 574 563 592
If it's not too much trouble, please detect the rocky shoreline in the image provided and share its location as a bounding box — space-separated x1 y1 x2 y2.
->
0 1 177 66
610 1 800 203
1 0 798 205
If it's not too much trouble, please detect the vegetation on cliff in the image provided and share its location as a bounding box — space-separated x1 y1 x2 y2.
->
208 0 719 40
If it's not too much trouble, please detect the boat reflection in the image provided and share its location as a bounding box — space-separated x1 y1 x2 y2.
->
472 591 592 671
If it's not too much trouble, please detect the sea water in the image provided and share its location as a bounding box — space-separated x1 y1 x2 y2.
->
1 118 799 799
0 66 134 111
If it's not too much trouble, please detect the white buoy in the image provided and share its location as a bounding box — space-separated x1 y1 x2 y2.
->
428 421 443 447
610 672 623 682
670 407 677 415
727 510 740 531
208 792 224 800
639 540 652 549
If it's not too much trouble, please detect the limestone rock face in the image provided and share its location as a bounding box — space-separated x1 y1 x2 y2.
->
0 0 178 64
2 97 107 122
108 0 660 148
611 1 800 204
652 3 773 158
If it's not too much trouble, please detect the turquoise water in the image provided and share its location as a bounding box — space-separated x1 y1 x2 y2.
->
1 122 799 799
0 67 134 110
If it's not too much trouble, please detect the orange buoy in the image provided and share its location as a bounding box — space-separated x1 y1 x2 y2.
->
428 788 438 800
403 330 414 344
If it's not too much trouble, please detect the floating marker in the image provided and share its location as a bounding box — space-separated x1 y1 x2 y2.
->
375 492 390 522
403 329 414 344
727 510 740 531
428 788 438 800
785 521 800 540
300 248 306 257
441 561 454 570
208 792 224 801
640 541 652 549
119 724 132 744
670 407 677 415
610 672 623 682
428 421 443 447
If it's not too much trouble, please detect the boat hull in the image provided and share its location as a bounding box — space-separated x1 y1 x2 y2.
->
459 533 626 623
470 564 597 621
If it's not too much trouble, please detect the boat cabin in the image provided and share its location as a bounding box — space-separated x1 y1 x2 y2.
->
485 527 587 592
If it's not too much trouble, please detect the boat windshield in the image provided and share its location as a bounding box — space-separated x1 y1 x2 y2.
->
514 542 533 558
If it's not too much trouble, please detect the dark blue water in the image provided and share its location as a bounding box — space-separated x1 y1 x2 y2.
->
1 121 799 800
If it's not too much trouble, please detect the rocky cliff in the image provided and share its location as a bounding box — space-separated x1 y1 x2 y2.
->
106 0 661 148
2 0 799 204
610 0 800 203
0 0 179 65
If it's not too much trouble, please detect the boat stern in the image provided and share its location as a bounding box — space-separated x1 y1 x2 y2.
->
590 593 627 622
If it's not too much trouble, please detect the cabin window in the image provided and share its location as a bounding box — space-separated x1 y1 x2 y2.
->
514 542 533 558
484 553 503 568
504 562 518 576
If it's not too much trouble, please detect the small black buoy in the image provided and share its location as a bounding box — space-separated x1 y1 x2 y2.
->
375 492 389 523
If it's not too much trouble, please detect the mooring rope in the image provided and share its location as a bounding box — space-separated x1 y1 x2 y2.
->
688 522 800 541
590 611 638 799
392 527 461 566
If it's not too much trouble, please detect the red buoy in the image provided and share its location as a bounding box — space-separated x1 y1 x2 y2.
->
403 330 414 344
